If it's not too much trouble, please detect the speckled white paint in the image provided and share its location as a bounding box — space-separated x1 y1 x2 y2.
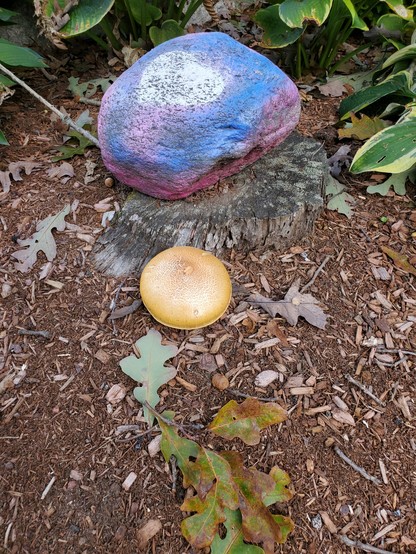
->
137 51 225 107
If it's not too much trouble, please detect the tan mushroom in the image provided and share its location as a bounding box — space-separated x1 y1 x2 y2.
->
140 246 232 330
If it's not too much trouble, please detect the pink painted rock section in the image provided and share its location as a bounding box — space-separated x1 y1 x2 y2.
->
98 32 301 200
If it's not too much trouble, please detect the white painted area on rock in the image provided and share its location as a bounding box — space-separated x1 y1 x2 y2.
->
137 51 225 107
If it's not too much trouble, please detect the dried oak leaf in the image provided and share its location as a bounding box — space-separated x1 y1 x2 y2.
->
381 246 416 277
12 204 70 272
208 398 287 446
120 329 178 424
248 280 328 329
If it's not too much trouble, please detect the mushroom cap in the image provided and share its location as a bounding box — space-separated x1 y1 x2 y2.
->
140 246 232 330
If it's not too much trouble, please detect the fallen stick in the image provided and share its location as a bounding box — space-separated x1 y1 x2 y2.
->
0 62 100 148
340 534 398 554
18 329 51 339
301 255 332 293
376 348 416 357
334 445 382 485
345 374 386 407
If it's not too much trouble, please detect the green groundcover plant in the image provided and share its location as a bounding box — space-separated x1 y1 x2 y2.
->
35 0 213 50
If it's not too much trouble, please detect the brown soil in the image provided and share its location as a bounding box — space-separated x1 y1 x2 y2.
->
0 50 415 554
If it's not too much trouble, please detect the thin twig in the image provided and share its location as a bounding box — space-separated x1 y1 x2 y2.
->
228 389 278 402
170 455 177 493
334 445 382 485
17 329 51 339
143 401 197 440
301 255 332 293
0 63 100 148
376 348 416 357
345 374 386 407
340 535 398 554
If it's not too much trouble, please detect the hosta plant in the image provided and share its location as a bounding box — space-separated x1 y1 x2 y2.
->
35 0 214 50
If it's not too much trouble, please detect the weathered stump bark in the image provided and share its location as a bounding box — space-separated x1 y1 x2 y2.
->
92 133 328 277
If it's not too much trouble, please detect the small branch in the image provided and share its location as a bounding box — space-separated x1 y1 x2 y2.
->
0 63 100 148
17 329 51 339
143 401 197 439
301 255 332 293
376 348 416 357
334 445 382 485
228 389 278 402
340 535 398 554
345 374 386 407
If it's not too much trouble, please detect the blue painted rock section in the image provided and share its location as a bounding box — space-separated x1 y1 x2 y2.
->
98 32 301 200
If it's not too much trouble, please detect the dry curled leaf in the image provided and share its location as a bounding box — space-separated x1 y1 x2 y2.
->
248 280 328 329
12 204 70 272
381 246 416 276
0 160 38 193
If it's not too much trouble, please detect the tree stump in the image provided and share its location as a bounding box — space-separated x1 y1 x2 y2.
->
92 133 328 277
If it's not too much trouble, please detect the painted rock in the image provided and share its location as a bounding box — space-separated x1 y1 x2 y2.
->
98 32 300 200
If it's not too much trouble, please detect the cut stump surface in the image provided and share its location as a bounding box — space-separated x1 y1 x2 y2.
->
92 133 328 277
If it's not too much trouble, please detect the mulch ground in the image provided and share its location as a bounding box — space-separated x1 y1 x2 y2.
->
0 48 415 554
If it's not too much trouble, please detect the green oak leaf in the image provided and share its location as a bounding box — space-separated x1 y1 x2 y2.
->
120 329 178 424
208 398 287 446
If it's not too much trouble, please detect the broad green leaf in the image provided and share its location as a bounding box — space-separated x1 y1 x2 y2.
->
149 20 186 47
120 329 178 424
158 415 200 485
221 451 294 550
366 169 412 195
350 120 416 173
254 5 303 48
381 43 416 70
11 204 70 272
0 39 46 67
0 129 9 145
339 71 414 120
341 0 368 30
338 113 391 140
209 398 287 446
377 13 407 34
0 7 17 22
58 0 114 36
181 449 239 549
211 509 264 554
381 246 416 276
380 0 413 21
0 74 14 87
263 466 293 506
326 175 354 218
279 0 332 28
127 0 162 27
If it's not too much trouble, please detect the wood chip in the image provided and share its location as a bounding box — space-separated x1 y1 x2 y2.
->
105 383 127 405
254 338 280 350
137 519 162 550
319 511 338 534
254 370 280 387
332 408 355 426
210 333 231 354
95 349 110 364
44 279 64 290
175 375 197 392
396 395 411 420
378 459 388 484
147 435 162 458
304 404 331 416
290 386 314 396
122 472 137 491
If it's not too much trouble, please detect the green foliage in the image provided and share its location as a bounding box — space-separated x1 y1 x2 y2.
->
120 329 178 424
342 5 416 194
37 0 205 49
208 398 287 446
0 129 8 145
156 402 294 553
254 0 372 76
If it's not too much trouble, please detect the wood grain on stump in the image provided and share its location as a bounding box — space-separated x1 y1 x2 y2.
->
92 133 328 277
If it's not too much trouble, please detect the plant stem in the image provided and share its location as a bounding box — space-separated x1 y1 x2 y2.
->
0 63 100 148
100 15 122 50
85 30 109 51
180 0 204 28
296 40 302 79
124 0 138 41
329 42 372 76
